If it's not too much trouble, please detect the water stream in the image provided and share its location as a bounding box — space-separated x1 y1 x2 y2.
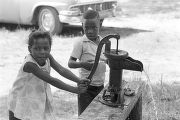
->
143 70 158 120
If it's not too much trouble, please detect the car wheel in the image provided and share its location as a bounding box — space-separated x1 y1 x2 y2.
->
38 7 63 35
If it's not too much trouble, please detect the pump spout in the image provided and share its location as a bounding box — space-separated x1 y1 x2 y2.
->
123 57 143 72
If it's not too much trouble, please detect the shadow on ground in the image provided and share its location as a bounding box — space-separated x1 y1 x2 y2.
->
0 23 151 38
61 25 151 38
100 26 151 38
0 23 36 31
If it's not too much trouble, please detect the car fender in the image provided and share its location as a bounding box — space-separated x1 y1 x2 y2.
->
19 2 69 25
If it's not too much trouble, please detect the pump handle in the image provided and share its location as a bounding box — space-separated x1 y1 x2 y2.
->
87 34 120 83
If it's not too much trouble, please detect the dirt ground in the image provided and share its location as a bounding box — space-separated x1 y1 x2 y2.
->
0 0 180 119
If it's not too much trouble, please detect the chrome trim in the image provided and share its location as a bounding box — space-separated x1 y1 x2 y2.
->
69 1 117 14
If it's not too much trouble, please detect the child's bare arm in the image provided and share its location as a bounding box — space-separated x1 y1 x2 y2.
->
23 62 86 94
48 54 89 84
68 56 94 71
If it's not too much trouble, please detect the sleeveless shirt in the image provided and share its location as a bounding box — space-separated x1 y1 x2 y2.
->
8 54 54 120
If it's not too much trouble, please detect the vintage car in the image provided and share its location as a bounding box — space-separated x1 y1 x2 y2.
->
0 0 117 34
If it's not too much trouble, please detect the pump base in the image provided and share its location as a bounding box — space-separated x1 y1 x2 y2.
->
98 96 124 108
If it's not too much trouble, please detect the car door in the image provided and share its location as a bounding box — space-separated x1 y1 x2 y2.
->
0 0 20 23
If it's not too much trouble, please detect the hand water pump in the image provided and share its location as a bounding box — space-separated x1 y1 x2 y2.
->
87 34 143 107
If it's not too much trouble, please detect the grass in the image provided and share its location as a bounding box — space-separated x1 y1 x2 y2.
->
142 73 180 120
122 69 180 120
117 0 180 17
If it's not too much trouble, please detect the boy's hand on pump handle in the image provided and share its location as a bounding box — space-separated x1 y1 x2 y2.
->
77 60 94 94
77 78 90 94
79 78 90 85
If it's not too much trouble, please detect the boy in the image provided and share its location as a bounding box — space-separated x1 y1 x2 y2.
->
68 10 106 115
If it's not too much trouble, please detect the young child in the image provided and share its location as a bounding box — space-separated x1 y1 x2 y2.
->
8 30 89 120
68 10 107 115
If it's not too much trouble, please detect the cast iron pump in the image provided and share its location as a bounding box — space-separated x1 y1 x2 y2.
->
87 34 143 107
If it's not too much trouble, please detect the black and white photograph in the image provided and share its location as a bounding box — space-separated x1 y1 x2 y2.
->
0 0 180 119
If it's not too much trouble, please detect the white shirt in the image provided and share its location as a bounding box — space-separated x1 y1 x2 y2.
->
8 54 54 120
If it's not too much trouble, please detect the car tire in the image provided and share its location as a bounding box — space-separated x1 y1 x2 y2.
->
38 7 63 35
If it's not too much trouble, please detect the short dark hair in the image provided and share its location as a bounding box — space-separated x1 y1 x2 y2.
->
28 30 52 47
83 10 99 19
